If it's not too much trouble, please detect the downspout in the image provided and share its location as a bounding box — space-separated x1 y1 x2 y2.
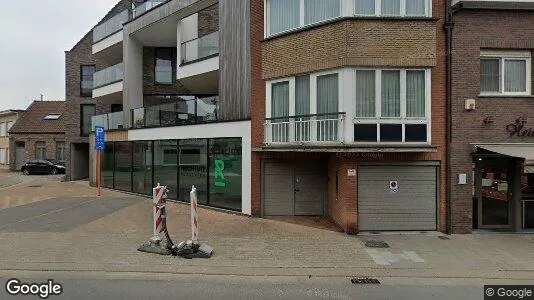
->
444 0 454 234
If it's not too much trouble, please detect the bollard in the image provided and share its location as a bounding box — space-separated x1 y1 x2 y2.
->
190 185 198 241
153 183 168 238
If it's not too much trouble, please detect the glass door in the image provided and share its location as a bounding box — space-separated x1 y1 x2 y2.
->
477 164 511 229
521 171 534 229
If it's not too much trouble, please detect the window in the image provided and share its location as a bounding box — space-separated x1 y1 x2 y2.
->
81 104 96 137
0 122 5 137
43 114 62 120
209 138 242 211
35 142 46 160
80 65 95 97
0 149 5 164
354 69 430 143
355 0 429 16
56 141 66 162
6 121 13 135
266 0 341 36
155 48 173 85
480 51 531 96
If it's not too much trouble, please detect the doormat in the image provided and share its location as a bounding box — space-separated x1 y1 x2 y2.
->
364 240 389 248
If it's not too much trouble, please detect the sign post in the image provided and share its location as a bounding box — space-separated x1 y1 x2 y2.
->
95 126 105 197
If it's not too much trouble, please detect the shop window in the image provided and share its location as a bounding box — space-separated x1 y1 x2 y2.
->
113 142 132 192
179 139 208 204
154 140 178 199
132 141 153 196
102 143 115 189
209 138 242 211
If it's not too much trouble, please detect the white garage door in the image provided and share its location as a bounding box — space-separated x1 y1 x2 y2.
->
358 165 437 231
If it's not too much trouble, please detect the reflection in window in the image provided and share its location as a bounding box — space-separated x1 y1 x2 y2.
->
179 139 208 204
209 138 242 211
155 48 173 85
154 140 178 199
114 142 132 192
102 143 114 189
132 141 153 195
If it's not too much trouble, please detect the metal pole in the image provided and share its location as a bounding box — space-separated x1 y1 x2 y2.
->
97 150 101 197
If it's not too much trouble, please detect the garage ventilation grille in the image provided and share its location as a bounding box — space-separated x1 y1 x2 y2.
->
351 278 381 284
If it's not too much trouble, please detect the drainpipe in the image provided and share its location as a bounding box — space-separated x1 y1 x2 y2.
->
444 0 454 234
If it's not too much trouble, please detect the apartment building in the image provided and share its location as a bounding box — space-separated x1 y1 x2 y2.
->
8 101 66 170
0 110 24 167
89 0 251 213
449 0 534 232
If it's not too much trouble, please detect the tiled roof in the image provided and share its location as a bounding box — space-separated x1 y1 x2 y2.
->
9 101 66 134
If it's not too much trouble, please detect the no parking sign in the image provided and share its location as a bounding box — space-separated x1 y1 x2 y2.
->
389 180 398 193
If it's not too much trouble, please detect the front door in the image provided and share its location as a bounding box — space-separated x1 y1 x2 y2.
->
15 143 25 170
476 158 512 229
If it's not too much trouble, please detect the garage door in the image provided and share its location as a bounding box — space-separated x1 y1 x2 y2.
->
358 165 437 231
263 162 326 216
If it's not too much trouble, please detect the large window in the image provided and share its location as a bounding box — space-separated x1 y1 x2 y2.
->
81 105 96 137
56 141 66 162
80 65 95 97
35 141 46 160
480 50 531 96
154 140 178 199
155 48 173 85
179 139 208 204
209 138 242 211
114 142 132 192
355 0 429 16
102 143 114 189
132 141 153 195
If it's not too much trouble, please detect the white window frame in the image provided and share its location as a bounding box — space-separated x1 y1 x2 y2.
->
352 68 431 144
480 50 531 96
354 0 431 17
0 122 5 137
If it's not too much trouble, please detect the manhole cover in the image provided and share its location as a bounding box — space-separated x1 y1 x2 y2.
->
351 277 380 284
364 240 389 248
438 236 450 240
27 185 42 188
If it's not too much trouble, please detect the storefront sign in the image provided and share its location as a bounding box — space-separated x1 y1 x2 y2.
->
507 118 534 137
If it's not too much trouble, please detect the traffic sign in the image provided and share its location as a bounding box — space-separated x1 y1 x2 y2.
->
95 126 105 151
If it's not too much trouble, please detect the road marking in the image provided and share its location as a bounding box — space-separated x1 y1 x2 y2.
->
365 249 425 266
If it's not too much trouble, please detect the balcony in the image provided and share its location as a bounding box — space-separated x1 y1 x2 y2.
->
264 113 346 145
93 63 124 99
93 10 130 56
91 111 125 131
132 0 168 19
180 31 220 65
131 96 219 129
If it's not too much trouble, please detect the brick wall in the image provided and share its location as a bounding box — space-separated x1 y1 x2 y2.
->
262 19 437 80
198 3 219 37
9 134 65 170
142 47 190 96
450 10 534 233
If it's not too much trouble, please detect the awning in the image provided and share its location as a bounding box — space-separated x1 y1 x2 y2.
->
474 144 534 171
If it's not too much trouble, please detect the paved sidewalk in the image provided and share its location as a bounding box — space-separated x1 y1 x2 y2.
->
0 173 533 281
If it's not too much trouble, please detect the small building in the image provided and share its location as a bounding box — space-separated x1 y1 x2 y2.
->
0 110 24 167
9 101 66 171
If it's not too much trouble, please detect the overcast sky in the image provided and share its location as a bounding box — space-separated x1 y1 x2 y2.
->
0 1 118 111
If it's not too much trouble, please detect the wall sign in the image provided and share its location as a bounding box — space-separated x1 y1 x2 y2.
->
389 180 398 193
347 169 356 177
507 118 534 137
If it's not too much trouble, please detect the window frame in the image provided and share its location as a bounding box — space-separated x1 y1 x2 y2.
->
80 104 96 137
354 0 430 17
56 141 66 162
80 65 96 97
480 50 531 97
0 122 5 137
35 141 46 160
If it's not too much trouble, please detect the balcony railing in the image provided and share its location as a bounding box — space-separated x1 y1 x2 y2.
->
131 96 219 129
91 111 125 131
264 113 346 144
133 0 167 18
93 63 124 89
181 31 220 64
93 10 130 43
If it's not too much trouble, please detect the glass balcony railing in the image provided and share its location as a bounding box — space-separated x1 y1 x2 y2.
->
181 31 220 64
131 96 219 129
132 0 167 19
93 63 124 89
93 10 130 43
91 111 125 131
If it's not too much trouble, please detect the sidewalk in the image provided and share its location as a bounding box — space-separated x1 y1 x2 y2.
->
0 175 533 281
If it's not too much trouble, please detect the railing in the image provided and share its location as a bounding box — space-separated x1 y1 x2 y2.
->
91 111 125 131
264 113 346 144
181 31 220 64
93 10 130 43
133 0 167 18
93 63 124 89
131 96 219 129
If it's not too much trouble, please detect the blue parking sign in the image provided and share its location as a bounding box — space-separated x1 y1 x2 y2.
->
95 126 105 151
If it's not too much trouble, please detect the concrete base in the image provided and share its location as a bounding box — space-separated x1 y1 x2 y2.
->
137 237 172 256
172 241 213 259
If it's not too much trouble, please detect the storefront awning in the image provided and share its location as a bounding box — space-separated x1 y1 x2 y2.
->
474 144 534 169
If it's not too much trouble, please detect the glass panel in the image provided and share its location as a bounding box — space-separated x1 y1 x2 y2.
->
355 70 375 118
295 76 310 142
405 124 427 142
93 63 124 88
271 81 290 142
380 124 402 142
381 70 400 117
196 96 219 122
480 59 500 93
521 173 534 229
81 105 96 136
132 141 153 195
406 70 426 117
354 124 377 142
269 0 300 35
181 31 219 64
381 0 400 15
155 48 173 84
114 142 132 192
406 0 425 16
179 139 208 204
93 10 130 42
481 166 509 226
102 143 114 189
504 59 527 92
355 0 375 15
304 0 340 25
317 74 339 141
209 138 242 211
154 140 178 199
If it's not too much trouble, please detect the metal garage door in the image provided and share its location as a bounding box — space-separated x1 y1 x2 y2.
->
358 165 437 231
263 162 326 216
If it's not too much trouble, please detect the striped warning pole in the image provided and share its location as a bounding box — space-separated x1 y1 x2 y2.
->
153 183 167 237
190 185 198 241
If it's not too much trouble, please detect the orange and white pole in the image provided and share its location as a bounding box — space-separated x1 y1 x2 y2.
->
190 185 198 241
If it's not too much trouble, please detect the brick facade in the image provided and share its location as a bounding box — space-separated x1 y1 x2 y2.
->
143 47 190 96
450 10 534 233
9 134 66 170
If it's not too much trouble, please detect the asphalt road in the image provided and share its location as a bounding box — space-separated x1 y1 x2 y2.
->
0 275 483 300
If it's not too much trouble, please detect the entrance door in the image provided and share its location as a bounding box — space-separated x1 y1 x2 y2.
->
263 162 326 216
15 142 25 170
476 160 512 229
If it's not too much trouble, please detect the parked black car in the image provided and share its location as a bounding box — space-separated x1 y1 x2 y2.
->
21 159 66 175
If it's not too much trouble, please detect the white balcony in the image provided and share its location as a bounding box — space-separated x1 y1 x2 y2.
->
264 113 346 145
93 10 130 55
93 63 124 99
